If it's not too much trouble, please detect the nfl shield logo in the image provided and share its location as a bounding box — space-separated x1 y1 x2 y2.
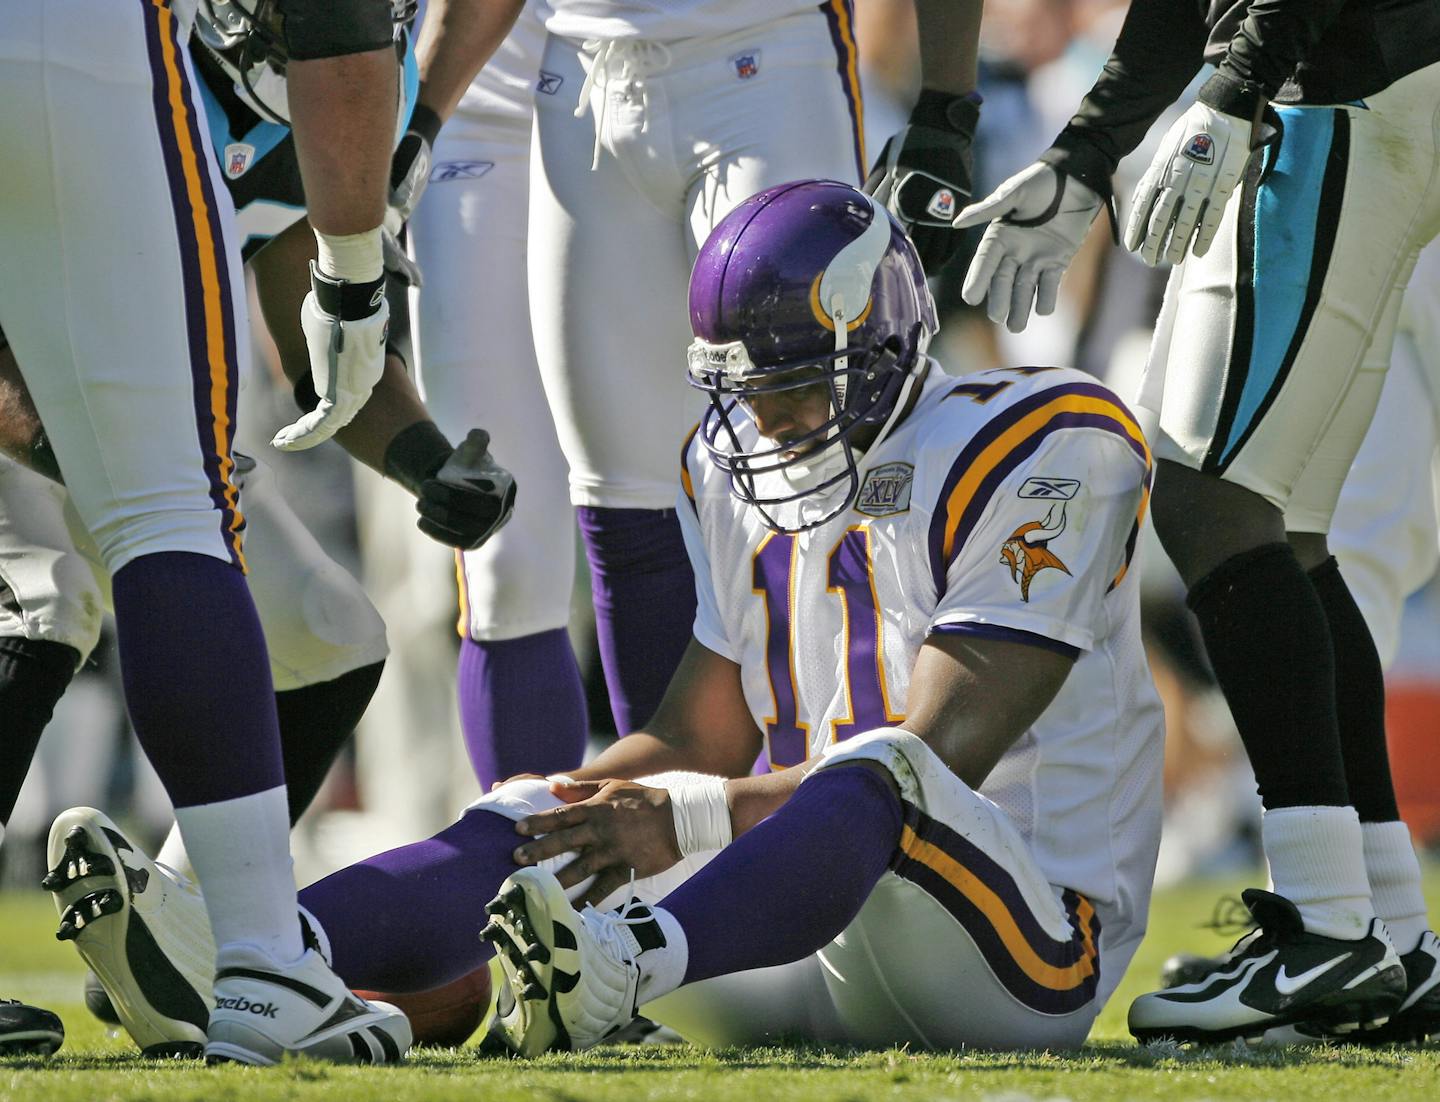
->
925 188 956 220
731 52 760 80
224 142 255 179
1181 133 1214 164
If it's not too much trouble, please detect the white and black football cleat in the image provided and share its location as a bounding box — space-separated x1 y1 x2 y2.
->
481 868 665 1055
1351 930 1440 1045
43 808 213 1057
0 999 63 1056
205 944 412 1066
1130 889 1406 1044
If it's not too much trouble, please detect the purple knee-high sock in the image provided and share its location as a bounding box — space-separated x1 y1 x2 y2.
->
112 552 283 805
575 506 696 733
299 809 521 992
663 765 902 984
458 630 587 790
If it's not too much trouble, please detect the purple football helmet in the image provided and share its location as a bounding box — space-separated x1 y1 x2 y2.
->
687 179 937 532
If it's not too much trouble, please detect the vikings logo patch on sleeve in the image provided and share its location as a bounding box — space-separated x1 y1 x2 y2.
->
999 502 1071 601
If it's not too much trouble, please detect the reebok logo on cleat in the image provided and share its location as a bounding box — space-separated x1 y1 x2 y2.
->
215 996 280 1019
1274 954 1350 996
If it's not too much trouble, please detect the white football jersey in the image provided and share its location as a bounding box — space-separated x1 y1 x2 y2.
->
542 0 838 42
680 364 1166 974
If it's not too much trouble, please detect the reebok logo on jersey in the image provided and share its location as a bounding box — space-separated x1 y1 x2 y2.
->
1018 477 1080 500
431 160 494 183
1182 133 1215 164
215 995 280 1019
224 143 256 179
999 502 1070 602
1273 954 1350 996
855 462 913 516
536 71 564 95
731 51 760 80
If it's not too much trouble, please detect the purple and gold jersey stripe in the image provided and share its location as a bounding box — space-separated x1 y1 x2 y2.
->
819 0 866 184
139 0 246 569
455 550 470 638
680 420 702 513
892 803 1101 1015
927 383 1150 595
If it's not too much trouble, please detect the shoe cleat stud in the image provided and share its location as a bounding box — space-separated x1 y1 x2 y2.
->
485 898 507 916
521 982 544 1001
503 885 525 906
523 944 550 965
480 920 501 942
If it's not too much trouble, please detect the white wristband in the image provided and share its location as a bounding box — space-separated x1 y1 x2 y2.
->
314 226 384 283
668 775 732 856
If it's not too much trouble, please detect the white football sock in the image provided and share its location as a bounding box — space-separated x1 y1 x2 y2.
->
174 785 304 964
1262 805 1375 939
636 905 689 1006
155 822 193 879
1362 820 1429 954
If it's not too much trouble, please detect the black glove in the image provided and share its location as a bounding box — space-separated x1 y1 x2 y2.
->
416 428 517 551
864 89 982 273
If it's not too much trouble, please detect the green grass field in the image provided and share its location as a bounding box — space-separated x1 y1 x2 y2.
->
3 874 1438 1101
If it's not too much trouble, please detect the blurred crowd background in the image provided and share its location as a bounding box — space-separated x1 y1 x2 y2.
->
4 0 1437 896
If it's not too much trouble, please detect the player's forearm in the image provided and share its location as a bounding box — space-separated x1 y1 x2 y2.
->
332 354 438 477
1044 0 1209 194
566 732 718 784
414 0 528 121
722 763 820 837
915 0 982 96
287 48 397 236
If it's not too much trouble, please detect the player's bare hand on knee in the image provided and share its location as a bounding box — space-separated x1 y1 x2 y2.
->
273 263 388 451
513 780 682 903
953 162 1104 333
1125 74 1280 267
417 428 518 550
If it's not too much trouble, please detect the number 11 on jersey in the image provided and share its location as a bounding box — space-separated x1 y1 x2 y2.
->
753 527 905 770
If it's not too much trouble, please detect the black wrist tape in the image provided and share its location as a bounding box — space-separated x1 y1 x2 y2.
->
384 420 454 497
310 265 386 322
407 103 443 148
912 88 982 135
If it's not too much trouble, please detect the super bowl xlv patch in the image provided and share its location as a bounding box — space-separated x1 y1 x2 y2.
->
855 462 913 517
999 502 1071 602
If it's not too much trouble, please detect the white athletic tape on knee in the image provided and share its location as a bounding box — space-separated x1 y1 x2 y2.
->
667 775 732 857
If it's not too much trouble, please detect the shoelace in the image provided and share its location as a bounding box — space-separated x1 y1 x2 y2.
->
1198 894 1258 938
574 38 673 170
582 870 655 963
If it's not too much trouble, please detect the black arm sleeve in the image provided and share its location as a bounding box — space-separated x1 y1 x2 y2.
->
1211 0 1348 98
278 0 394 61
1041 0 1211 195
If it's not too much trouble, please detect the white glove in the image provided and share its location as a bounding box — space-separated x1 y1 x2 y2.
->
1125 100 1256 267
953 162 1104 333
272 266 388 452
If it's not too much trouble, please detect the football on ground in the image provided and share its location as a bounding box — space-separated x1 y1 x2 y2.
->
354 966 492 1047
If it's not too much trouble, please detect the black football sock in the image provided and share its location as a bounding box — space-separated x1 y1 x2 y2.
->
1306 556 1401 824
275 660 385 822
1187 543 1349 810
0 637 80 825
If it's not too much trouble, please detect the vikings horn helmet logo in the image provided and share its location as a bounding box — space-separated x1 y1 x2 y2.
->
999 502 1071 602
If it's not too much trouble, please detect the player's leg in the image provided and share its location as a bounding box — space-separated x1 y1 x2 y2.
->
409 117 585 787
0 450 91 1058
528 32 699 734
151 453 389 873
1285 294 1440 1042
1147 74 1440 933
486 731 1102 1051
677 4 866 243
0 2 405 1063
1133 71 1440 1042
